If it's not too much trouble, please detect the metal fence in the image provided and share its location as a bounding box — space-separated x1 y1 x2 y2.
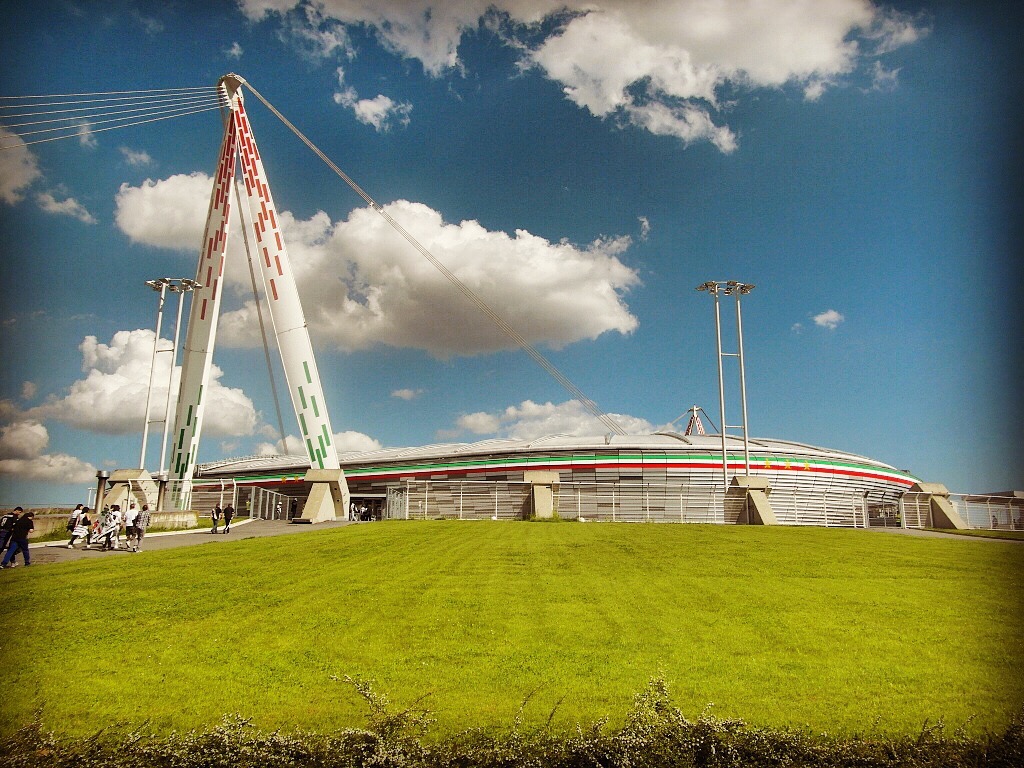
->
387 479 911 528
98 476 1021 531
385 480 530 520
251 486 293 520
951 494 1024 530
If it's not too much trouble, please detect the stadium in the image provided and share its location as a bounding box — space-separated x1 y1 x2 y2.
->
191 429 921 527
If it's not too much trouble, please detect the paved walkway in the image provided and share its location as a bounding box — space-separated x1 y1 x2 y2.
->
18 518 354 566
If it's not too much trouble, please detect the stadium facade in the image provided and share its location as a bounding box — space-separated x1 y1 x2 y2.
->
193 432 917 527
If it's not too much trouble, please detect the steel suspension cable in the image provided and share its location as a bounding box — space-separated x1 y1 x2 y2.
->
0 85 214 100
0 85 225 150
240 77 627 436
0 103 225 149
1 92 223 127
234 177 290 453
6 97 224 141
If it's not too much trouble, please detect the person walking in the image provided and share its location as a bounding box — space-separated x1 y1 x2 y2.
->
124 503 139 548
211 504 222 533
0 507 20 554
1 510 35 568
222 502 234 534
66 504 84 537
99 505 121 551
68 507 91 548
133 504 151 551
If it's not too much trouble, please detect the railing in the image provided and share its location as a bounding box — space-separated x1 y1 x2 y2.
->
387 480 530 520
901 492 1024 530
251 486 293 520
94 477 1021 531
950 493 1023 531
387 479 905 528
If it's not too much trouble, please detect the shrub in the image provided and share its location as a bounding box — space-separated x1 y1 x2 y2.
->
2 679 1021 767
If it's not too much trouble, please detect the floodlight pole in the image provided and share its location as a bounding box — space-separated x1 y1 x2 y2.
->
697 280 756 488
727 281 754 474
698 281 730 489
140 278 170 469
158 279 198 475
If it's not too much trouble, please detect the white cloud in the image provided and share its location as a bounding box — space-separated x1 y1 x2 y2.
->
334 430 382 453
0 126 42 204
812 309 844 330
115 174 640 357
239 0 926 151
120 147 154 167
221 201 639 356
133 11 164 35
350 93 413 131
638 216 650 241
0 420 96 484
457 411 502 434
227 41 244 59
0 421 49 460
803 78 832 102
35 192 97 224
868 60 900 92
457 399 655 440
391 388 423 401
864 6 929 55
334 67 412 131
257 429 381 456
115 172 212 249
25 329 258 437
76 121 98 148
20 382 37 401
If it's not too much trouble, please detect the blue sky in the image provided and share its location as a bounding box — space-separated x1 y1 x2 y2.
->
0 0 1020 503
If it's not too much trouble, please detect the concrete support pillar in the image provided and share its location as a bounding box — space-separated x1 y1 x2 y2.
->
524 471 560 519
908 482 966 529
294 469 350 523
104 469 158 512
94 470 110 514
154 472 169 512
729 475 777 525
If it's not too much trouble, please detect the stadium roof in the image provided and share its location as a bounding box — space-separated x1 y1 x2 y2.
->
197 432 907 476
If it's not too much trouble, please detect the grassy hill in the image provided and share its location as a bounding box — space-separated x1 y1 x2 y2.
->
1 521 1020 738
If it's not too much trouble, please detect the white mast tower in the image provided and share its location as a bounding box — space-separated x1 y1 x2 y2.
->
167 73 347 521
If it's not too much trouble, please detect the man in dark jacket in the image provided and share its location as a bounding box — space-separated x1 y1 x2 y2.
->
0 507 19 554
223 503 234 533
1 510 34 567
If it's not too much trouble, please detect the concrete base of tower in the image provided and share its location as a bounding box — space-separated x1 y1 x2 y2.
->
102 468 158 513
729 475 778 525
908 482 967 529
293 468 351 523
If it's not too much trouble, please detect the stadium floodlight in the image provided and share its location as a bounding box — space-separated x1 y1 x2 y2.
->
697 280 756 490
159 279 199 477
140 278 200 476
724 281 755 296
140 279 170 468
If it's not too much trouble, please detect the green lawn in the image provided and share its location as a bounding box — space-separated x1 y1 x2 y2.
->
1 522 1021 739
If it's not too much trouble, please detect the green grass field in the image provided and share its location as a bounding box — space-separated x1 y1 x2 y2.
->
1 522 1021 740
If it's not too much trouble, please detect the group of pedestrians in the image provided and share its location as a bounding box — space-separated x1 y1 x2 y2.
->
65 502 152 552
210 503 235 533
56 502 146 552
